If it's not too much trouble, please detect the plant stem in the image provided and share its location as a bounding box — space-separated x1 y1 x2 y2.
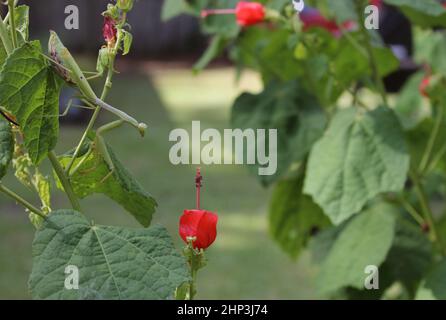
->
0 184 46 219
0 17 13 55
8 0 18 49
355 1 388 106
399 197 425 226
3 0 19 23
410 171 445 254
48 151 82 212
188 252 199 300
419 105 444 174
426 142 446 174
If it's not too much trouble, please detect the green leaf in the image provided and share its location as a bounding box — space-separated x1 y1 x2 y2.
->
384 0 445 16
96 47 110 75
381 218 433 295
327 0 357 23
394 72 428 130
384 0 446 27
161 0 195 21
309 221 349 265
231 81 326 185
0 37 7 68
14 5 30 43
304 107 410 224
415 31 446 75
316 204 396 294
0 41 62 165
416 259 446 300
29 171 51 228
0 118 14 179
235 28 300 82
29 210 190 300
57 142 157 227
201 0 240 37
269 175 331 259
193 35 227 73
122 30 133 56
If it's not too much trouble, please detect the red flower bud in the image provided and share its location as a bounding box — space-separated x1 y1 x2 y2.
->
201 1 265 27
103 16 117 45
235 2 266 27
179 209 218 250
300 8 356 37
369 0 383 7
419 76 431 98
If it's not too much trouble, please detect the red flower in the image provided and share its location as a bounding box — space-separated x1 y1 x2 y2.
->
201 1 265 27
103 16 117 44
179 209 218 250
235 2 266 26
419 76 431 98
369 0 383 7
299 8 356 37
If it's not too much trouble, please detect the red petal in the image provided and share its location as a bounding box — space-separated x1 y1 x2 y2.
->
236 2 265 27
179 209 218 249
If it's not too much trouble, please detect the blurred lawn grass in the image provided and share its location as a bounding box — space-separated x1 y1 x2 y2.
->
0 66 318 299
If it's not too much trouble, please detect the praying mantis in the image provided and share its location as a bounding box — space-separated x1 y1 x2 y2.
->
47 31 147 181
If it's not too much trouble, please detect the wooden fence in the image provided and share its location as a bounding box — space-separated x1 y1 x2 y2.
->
12 0 205 57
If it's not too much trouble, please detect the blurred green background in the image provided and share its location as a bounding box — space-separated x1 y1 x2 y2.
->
0 65 319 299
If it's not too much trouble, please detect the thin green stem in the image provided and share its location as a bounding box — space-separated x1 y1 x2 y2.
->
419 105 444 174
8 0 18 49
426 142 446 174
399 197 425 226
3 0 19 23
355 1 388 106
48 151 82 212
188 252 199 300
410 171 445 254
0 183 46 219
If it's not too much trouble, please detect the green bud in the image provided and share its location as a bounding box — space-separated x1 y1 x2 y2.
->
116 0 134 12
103 4 120 20
96 47 111 75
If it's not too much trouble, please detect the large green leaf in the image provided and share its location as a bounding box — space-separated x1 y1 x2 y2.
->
57 141 157 227
316 204 396 295
0 41 62 165
394 72 428 130
0 118 14 179
384 0 445 16
193 35 228 72
327 0 357 23
161 0 193 21
231 80 326 185
235 27 301 83
384 0 446 27
381 218 432 296
29 210 190 299
269 175 331 259
416 259 446 300
415 31 446 76
304 107 409 224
